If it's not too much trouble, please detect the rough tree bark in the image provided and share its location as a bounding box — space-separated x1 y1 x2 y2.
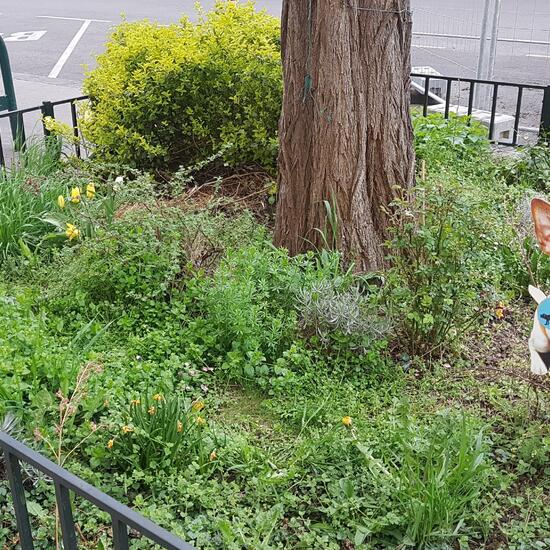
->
274 0 415 272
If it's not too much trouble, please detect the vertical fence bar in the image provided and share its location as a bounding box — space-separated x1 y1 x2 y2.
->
540 85 550 141
54 482 78 550
467 82 475 124
70 101 81 158
489 83 499 141
0 131 5 167
3 450 34 549
112 517 130 550
444 79 452 119
512 86 524 146
41 101 55 136
0 36 26 149
423 76 431 117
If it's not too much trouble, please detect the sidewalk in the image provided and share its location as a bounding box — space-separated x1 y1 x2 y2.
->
1 74 82 163
12 73 82 108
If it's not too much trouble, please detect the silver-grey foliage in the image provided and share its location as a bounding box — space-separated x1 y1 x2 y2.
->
297 281 391 347
1 413 18 435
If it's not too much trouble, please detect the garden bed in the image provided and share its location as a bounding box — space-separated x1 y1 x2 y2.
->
0 115 549 549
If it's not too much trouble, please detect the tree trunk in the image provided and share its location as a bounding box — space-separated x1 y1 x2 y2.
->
274 0 415 272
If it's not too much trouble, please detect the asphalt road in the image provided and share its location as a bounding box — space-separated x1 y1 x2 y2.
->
0 1 281 85
0 0 549 150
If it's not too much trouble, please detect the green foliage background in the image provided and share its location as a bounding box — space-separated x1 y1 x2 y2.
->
0 4 549 545
83 1 282 171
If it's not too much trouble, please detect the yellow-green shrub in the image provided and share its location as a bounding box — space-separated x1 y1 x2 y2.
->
83 1 281 171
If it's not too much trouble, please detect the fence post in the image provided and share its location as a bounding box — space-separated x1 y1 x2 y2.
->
540 86 550 141
0 36 26 150
41 101 55 136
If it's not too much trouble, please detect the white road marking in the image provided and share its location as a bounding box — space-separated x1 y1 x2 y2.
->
48 19 92 78
37 15 111 23
1 30 47 41
526 54 550 59
38 15 111 79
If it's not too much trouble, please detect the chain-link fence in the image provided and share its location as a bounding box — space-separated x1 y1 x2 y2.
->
412 0 550 80
411 0 550 139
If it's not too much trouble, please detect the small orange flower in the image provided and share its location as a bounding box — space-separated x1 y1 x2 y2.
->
148 406 156 415
196 416 206 426
107 439 114 449
342 416 352 427
192 401 205 412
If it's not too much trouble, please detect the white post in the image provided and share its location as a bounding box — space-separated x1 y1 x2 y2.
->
487 0 501 81
475 0 493 109
482 0 502 109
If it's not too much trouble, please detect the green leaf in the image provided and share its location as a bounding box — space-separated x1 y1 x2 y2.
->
218 520 235 543
40 215 65 231
27 501 46 518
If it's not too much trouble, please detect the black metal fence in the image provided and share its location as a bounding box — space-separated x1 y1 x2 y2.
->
411 73 549 146
0 431 194 550
0 95 87 167
0 74 549 167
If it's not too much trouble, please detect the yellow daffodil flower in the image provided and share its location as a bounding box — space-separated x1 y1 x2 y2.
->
342 416 352 427
148 406 156 415
209 450 217 461
65 223 80 241
121 425 133 434
86 183 96 199
107 439 114 449
57 195 65 209
192 401 205 412
131 399 140 406
152 393 163 402
70 187 81 204
177 420 183 433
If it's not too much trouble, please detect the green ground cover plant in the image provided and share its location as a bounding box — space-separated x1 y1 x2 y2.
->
0 140 66 260
0 113 549 549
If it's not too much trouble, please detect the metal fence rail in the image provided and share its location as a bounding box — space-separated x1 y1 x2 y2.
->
0 431 194 550
0 95 88 167
0 73 549 167
411 72 549 145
